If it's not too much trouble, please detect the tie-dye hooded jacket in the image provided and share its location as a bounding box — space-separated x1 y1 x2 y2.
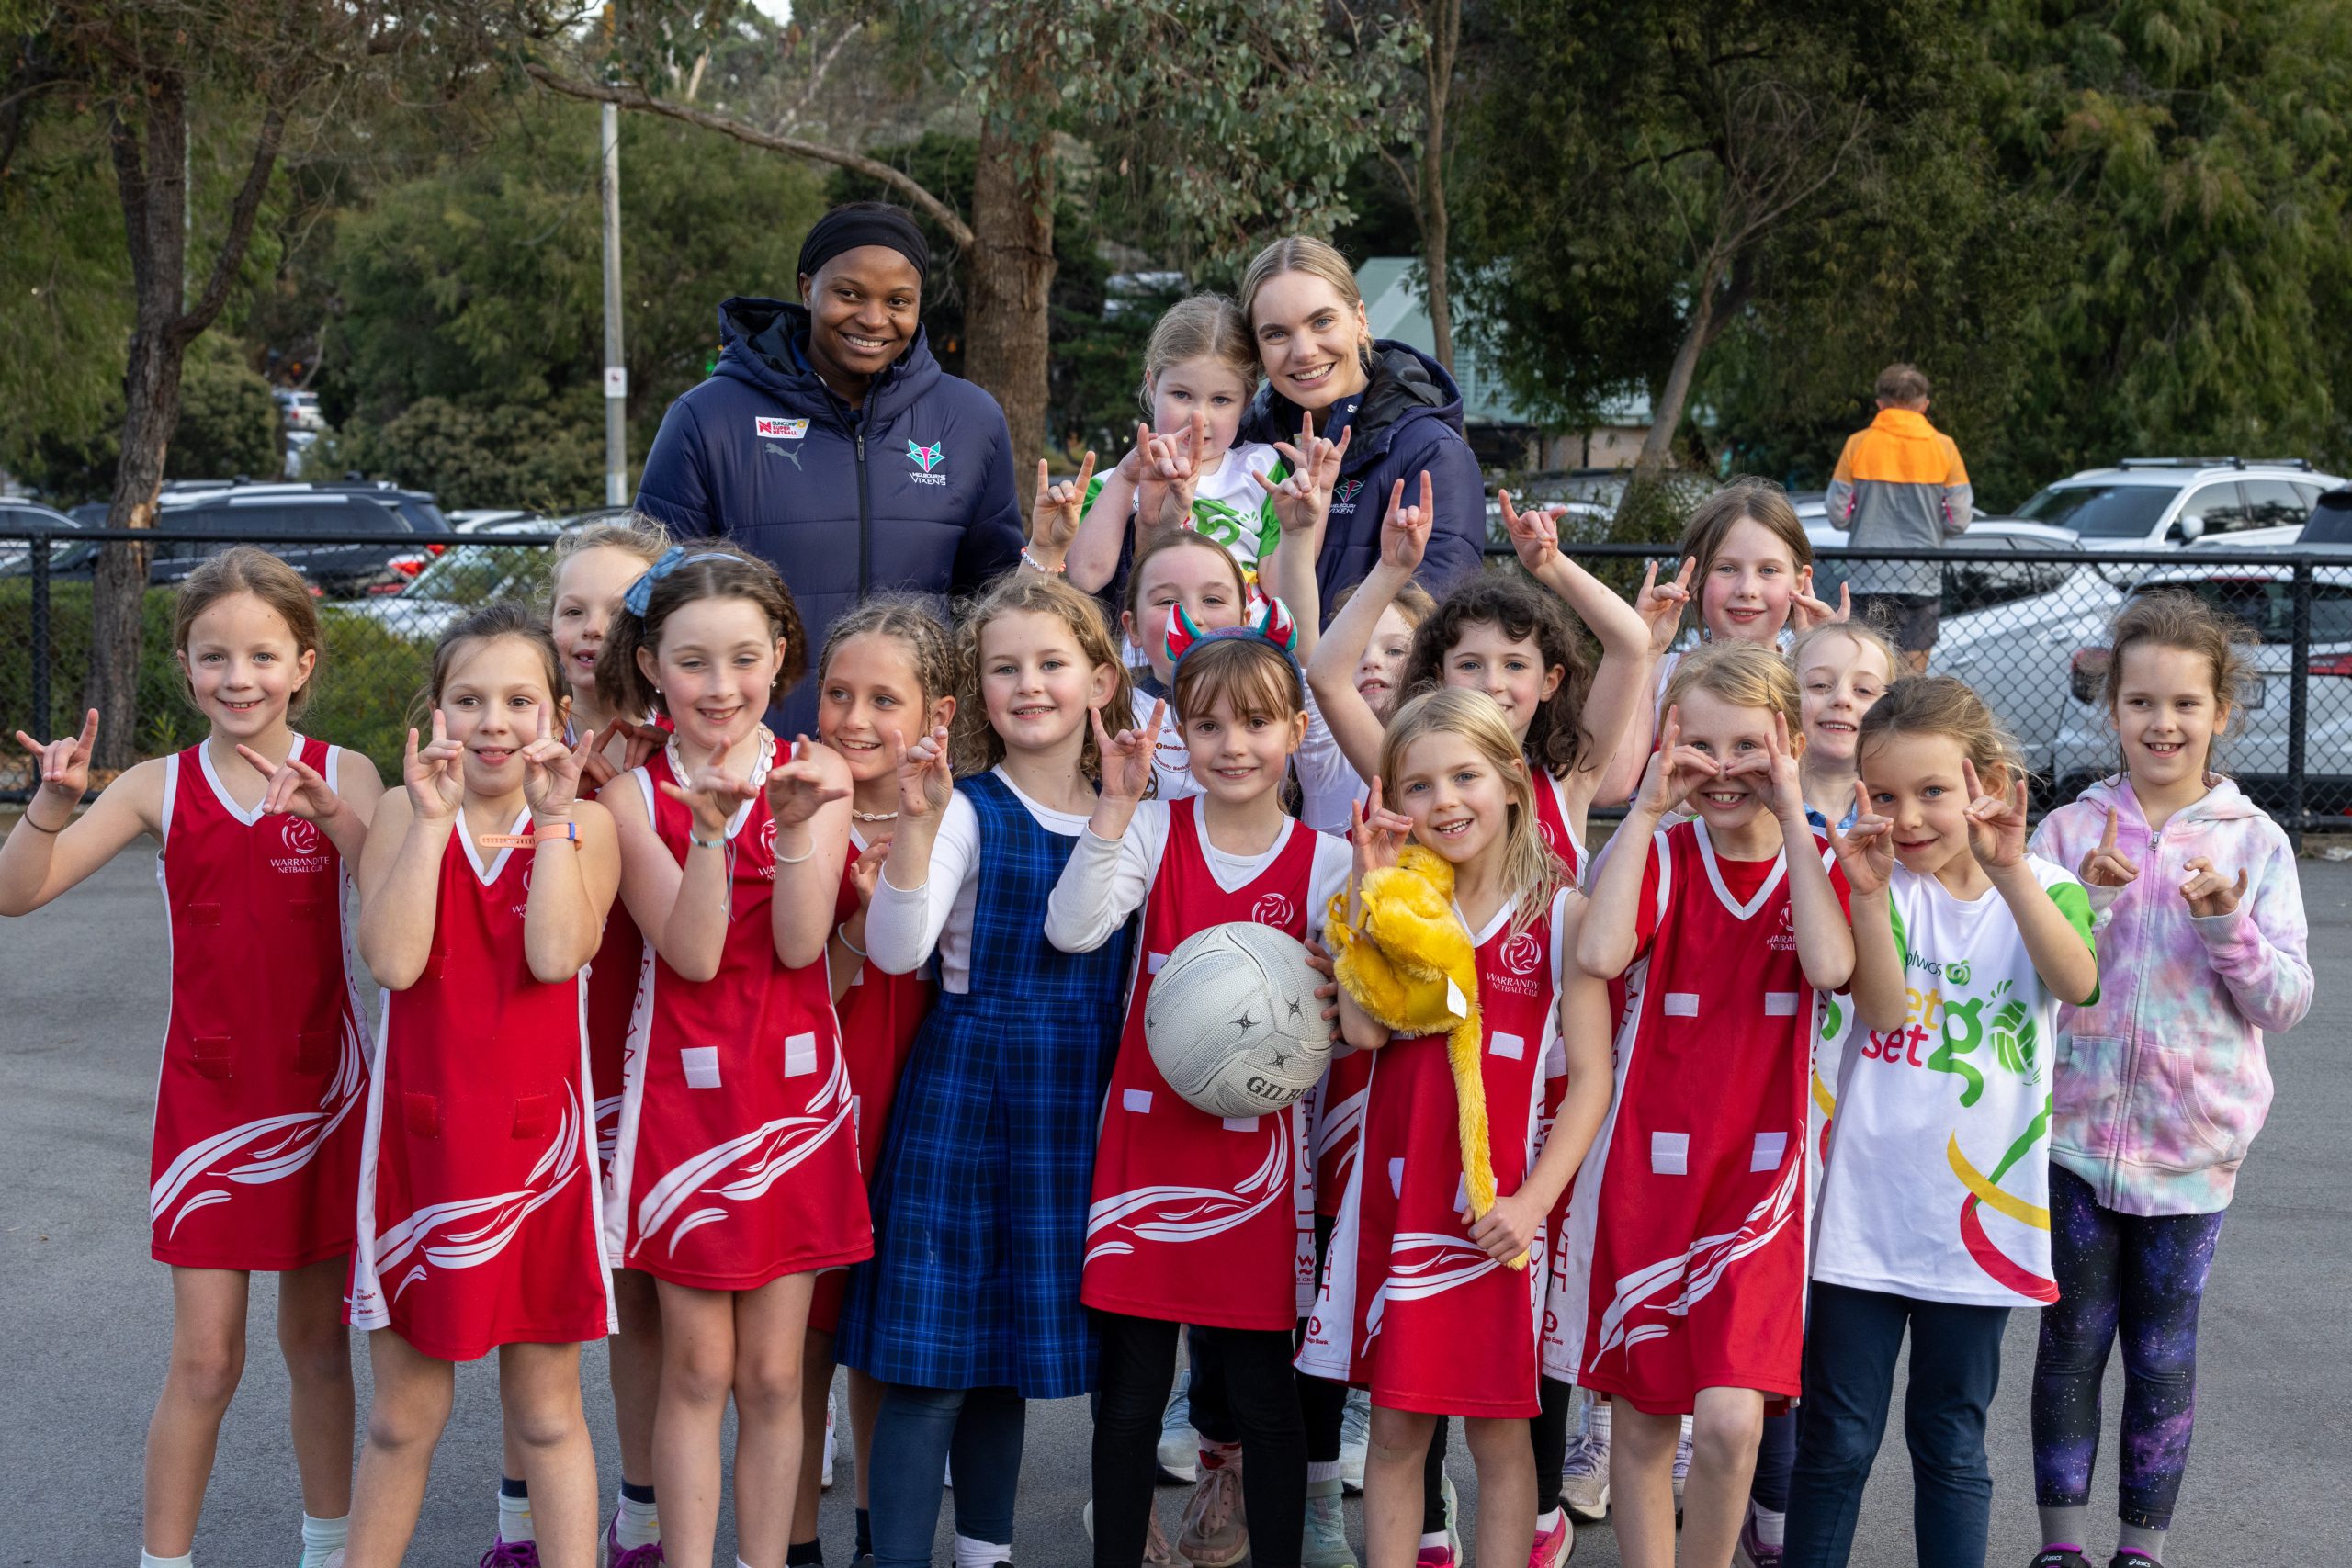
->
2030 775 2312 1216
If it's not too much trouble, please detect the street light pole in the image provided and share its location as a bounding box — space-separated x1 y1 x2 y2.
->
601 96 627 508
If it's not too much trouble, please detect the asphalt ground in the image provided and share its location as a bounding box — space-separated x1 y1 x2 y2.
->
5 837 2347 1566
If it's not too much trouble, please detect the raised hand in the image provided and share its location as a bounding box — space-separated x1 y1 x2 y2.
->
1091 699 1163 804
235 740 344 822
402 709 466 821
16 708 99 807
1351 778 1412 884
2179 856 2248 919
1029 449 1098 562
1128 420 1174 537
657 736 758 839
520 702 591 821
1825 777 1895 897
1634 705 1722 819
1791 570 1851 634
1961 758 2029 871
2078 805 2141 889
889 723 954 823
765 734 853 828
1258 414 1352 541
1498 489 1564 577
1742 708 1807 822
1377 471 1436 573
848 836 891 908
1163 410 1208 519
1636 557 1697 655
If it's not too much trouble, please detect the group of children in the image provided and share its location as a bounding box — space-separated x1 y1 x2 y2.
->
1 288 2312 1568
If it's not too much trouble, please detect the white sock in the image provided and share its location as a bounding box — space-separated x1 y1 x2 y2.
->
1752 1503 1786 1547
300 1513 349 1568
614 1486 661 1549
140 1553 194 1568
498 1479 535 1543
1418 1530 1450 1551
1535 1507 1562 1533
1586 1397 1611 1443
1307 1459 1341 1484
1199 1438 1241 1471
953 1532 1010 1568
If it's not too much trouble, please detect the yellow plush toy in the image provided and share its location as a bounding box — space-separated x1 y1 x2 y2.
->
1324 844 1525 1269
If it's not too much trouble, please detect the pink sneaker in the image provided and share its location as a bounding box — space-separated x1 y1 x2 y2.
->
479 1543 540 1568
1530 1512 1575 1568
605 1515 667 1567
1415 1548 1457 1568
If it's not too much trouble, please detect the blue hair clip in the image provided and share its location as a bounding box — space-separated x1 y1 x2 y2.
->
621 547 690 617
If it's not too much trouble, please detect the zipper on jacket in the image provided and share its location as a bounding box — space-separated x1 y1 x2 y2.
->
855 425 872 599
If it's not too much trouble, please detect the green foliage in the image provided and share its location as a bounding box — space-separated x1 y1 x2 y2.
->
324 393 606 513
12 336 284 502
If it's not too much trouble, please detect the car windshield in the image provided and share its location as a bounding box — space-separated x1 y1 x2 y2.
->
405 543 540 604
2015 483 2177 538
2148 578 2352 644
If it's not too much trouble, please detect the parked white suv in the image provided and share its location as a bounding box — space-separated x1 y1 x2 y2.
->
2011 458 2345 551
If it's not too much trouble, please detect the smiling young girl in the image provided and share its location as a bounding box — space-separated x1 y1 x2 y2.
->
788 595 958 1568
1788 677 2098 1568
3 548 381 1568
1558 641 1855 1568
1059 294 1287 592
345 603 622 1568
2024 594 2311 1568
597 544 866 1568
841 571 1138 1568
1047 616 1355 1568
1303 687 1614 1568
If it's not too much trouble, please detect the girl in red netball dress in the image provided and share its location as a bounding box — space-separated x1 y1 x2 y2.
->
787 596 956 1568
1047 611 1354 1568
2 548 382 1568
1303 684 1614 1568
344 603 621 1568
482 516 676 1568
1555 642 1856 1568
597 544 865 1568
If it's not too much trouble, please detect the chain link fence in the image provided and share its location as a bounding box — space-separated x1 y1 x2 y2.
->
7 520 2350 836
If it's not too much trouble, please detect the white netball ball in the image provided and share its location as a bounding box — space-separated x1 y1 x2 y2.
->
1144 921 1332 1119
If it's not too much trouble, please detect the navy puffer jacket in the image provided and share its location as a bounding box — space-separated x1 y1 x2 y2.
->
1242 340 1487 613
634 297 1024 732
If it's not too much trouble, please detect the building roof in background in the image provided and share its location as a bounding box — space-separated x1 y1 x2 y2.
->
1354 256 1652 430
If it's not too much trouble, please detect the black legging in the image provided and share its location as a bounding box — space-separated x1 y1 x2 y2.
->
1095 1312 1305 1568
1532 1376 1574 1516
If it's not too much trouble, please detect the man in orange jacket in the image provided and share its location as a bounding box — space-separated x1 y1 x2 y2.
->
1825 364 1973 672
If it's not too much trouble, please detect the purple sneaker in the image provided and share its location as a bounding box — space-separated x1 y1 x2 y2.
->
1732 1511 1781 1568
607 1514 668 1567
479 1542 541 1568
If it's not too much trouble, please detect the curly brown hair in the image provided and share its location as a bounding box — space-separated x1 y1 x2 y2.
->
593 543 807 719
949 572 1133 782
1398 574 1596 778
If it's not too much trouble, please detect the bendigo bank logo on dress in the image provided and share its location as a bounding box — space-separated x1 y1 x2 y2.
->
269 815 329 875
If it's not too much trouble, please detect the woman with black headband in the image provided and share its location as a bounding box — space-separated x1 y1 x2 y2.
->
636 201 1025 736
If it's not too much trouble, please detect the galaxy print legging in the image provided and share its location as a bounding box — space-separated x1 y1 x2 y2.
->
2030 1164 2229 1531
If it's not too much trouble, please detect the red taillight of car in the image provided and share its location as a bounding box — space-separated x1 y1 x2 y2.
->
425 541 447 555
390 556 427 577
307 583 325 598
2069 648 2110 704
366 580 408 595
2309 653 2352 677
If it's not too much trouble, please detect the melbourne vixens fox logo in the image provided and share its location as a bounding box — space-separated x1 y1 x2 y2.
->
907 440 948 485
1331 479 1364 513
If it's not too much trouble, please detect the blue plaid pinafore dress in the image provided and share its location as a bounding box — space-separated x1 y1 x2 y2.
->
836 771 1136 1397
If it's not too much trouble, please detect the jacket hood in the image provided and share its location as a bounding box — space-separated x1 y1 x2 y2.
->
712 296 943 427
1253 338 1466 470
2078 773 2264 826
1869 406 1950 445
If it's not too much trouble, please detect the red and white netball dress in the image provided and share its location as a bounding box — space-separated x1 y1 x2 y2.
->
1544 819 1847 1410
1078 800 1348 1330
1299 890 1571 1417
346 818 612 1359
150 737 368 1269
583 890 642 1200
606 736 873 1292
1530 767 1587 883
808 823 933 1334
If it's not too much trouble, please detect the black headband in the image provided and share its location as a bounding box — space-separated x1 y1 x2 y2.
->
797 205 931 288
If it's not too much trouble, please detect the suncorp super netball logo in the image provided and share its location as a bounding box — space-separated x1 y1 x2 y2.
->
1251 892 1295 928
268 814 328 875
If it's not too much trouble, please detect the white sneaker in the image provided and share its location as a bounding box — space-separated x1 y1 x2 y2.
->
1339 1388 1371 1495
821 1387 837 1490
1560 1403 1610 1523
1672 1415 1693 1512
1301 1475 1354 1568
1177 1455 1249 1568
1440 1472 1462 1561
1159 1388 1200 1484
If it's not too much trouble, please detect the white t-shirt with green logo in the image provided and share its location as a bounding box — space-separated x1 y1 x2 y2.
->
1091 441 1285 580
1812 855 2097 1307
